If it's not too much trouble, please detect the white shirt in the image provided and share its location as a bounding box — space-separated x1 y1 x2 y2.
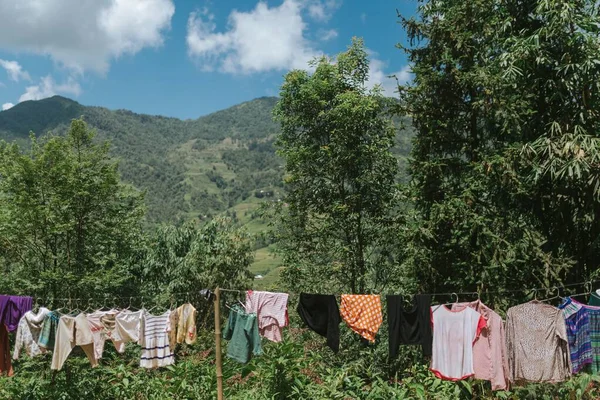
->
430 305 485 380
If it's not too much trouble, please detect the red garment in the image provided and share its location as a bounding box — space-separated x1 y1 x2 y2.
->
0 324 14 377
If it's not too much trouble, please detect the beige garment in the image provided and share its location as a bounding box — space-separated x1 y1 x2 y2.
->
87 310 121 359
452 301 510 390
506 301 571 383
113 310 143 352
51 314 98 370
176 303 197 345
13 307 50 359
169 311 179 350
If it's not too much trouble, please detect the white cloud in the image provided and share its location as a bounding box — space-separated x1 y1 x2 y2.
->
307 0 340 22
0 0 175 74
0 59 31 82
368 59 412 97
19 75 82 102
187 0 324 74
319 29 338 41
1 102 13 110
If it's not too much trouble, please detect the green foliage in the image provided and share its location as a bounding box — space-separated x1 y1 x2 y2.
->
0 119 146 301
397 0 600 300
273 38 402 293
139 217 254 307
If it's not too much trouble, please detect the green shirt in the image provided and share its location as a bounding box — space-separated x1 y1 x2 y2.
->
223 305 262 364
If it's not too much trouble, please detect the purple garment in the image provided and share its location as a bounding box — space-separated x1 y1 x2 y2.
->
0 295 33 332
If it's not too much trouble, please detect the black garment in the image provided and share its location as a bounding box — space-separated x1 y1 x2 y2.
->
297 293 341 353
387 294 432 358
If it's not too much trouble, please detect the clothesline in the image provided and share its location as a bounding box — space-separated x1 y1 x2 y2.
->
219 279 599 298
26 290 200 303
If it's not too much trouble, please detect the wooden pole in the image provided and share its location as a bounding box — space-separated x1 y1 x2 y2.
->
214 287 224 400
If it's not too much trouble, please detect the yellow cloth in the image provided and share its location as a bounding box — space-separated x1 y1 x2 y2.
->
176 303 197 345
339 295 382 343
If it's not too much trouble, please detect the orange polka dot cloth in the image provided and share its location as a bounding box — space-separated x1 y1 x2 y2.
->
340 295 383 342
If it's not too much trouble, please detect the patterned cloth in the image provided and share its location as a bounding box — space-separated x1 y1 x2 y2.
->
340 295 382 342
13 308 50 359
561 297 600 374
505 301 571 383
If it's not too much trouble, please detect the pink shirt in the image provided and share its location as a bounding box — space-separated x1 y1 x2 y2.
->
452 301 510 390
245 291 289 342
431 305 486 381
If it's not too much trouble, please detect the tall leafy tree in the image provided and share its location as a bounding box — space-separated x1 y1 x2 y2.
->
399 0 600 301
0 119 145 300
273 38 399 293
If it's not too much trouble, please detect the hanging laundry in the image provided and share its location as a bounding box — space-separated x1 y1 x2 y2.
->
451 300 509 390
589 292 600 307
139 310 174 369
245 290 289 343
340 295 382 343
430 305 486 381
223 305 262 364
560 297 600 374
0 325 13 377
51 314 98 370
169 310 179 351
13 307 50 359
297 293 341 352
0 295 33 332
38 311 60 350
113 309 144 353
176 303 197 345
506 301 571 383
87 309 121 360
387 294 432 358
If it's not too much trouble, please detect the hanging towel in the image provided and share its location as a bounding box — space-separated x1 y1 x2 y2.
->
451 300 509 390
387 295 432 358
430 305 486 381
13 307 50 359
506 301 571 383
223 305 262 364
245 291 289 342
340 295 382 343
297 293 341 352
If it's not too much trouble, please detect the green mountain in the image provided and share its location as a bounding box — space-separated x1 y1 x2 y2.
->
0 95 283 224
0 96 413 286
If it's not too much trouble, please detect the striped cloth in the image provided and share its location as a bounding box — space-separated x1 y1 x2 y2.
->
139 310 174 369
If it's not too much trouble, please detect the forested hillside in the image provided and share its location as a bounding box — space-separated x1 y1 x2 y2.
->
0 96 412 225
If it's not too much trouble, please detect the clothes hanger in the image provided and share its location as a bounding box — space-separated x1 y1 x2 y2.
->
539 287 561 303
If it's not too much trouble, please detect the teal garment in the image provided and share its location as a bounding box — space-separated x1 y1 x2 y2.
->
38 311 60 350
590 292 600 307
223 305 262 364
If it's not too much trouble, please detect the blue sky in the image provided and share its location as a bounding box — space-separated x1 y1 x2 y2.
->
0 1 416 119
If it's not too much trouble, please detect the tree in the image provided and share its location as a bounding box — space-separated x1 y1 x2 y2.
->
0 119 145 301
398 0 600 302
138 217 254 307
273 38 399 293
